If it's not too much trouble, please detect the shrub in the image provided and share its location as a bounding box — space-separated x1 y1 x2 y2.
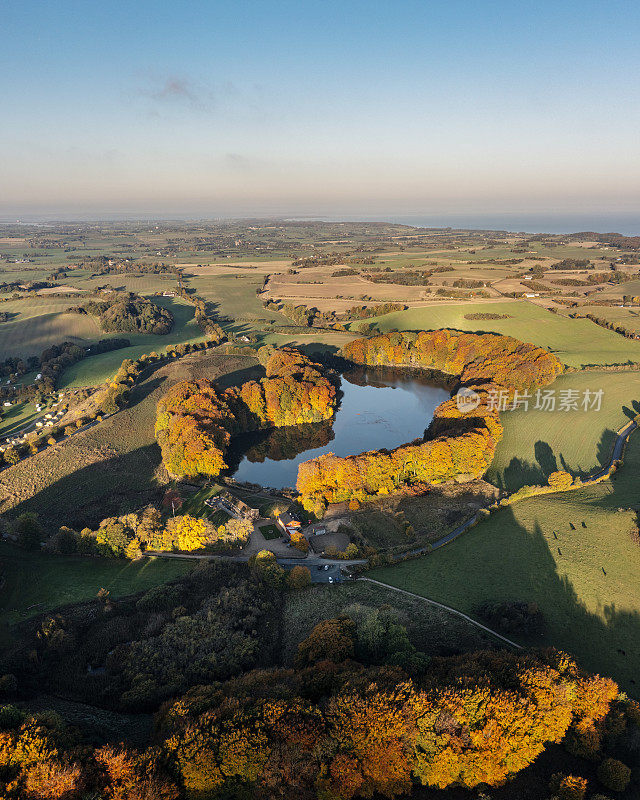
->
477 600 545 636
3 447 20 465
549 773 587 800
48 526 78 555
0 704 25 730
597 758 631 792
548 470 574 490
13 512 44 550
0 675 18 698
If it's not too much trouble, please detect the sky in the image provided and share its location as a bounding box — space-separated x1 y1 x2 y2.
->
2 0 640 220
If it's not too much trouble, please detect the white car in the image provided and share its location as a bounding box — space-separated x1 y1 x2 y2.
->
328 577 334 584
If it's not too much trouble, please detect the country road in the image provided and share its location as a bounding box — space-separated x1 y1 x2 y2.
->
358 577 522 649
403 416 639 559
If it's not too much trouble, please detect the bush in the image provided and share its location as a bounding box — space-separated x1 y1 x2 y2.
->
548 470 574 490
477 600 545 636
597 758 631 792
48 526 78 554
549 773 587 800
0 674 17 698
13 512 44 550
0 704 25 730
3 447 20 466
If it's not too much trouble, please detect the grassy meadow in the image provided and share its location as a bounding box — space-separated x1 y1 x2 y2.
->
58 297 208 388
0 297 102 361
0 543 193 629
359 300 640 366
577 304 640 334
372 431 640 691
488 369 640 490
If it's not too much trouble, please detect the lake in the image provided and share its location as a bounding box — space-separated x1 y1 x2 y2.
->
227 366 450 489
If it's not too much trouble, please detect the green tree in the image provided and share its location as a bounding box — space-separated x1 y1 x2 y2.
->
13 513 44 550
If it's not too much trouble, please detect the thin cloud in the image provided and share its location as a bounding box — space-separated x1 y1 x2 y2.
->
136 73 215 112
152 77 198 104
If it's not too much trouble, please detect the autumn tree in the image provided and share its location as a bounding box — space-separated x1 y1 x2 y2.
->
295 618 356 666
287 565 311 589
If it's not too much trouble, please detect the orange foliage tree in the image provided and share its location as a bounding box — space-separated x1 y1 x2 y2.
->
155 348 337 479
155 645 617 800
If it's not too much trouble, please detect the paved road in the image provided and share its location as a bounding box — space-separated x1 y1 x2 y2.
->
400 417 639 560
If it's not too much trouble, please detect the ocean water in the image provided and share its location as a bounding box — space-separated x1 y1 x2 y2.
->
316 212 640 237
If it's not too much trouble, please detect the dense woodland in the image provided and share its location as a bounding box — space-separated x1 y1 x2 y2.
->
297 330 563 513
69 292 174 335
0 559 633 799
155 347 337 479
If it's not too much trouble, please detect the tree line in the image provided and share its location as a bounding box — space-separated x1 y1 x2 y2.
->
155 347 338 479
296 330 563 514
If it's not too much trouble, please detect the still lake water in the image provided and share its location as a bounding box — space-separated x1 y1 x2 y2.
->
228 366 450 489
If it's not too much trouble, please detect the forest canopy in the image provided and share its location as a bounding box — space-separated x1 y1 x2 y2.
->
155 347 337 479
297 330 563 513
69 291 174 334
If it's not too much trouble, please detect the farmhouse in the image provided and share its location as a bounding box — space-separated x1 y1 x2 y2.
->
207 489 259 520
276 512 302 539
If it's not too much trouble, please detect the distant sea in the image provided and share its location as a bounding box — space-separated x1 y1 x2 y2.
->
316 212 640 237
3 210 639 236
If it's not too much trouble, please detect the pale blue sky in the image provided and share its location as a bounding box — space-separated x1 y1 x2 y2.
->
2 0 640 217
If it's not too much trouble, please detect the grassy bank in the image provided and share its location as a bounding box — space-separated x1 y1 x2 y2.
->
372 431 640 691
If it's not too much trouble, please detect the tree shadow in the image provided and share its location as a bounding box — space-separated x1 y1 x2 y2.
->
385 502 640 693
2 445 164 534
596 427 619 467
534 440 558 475
492 428 620 493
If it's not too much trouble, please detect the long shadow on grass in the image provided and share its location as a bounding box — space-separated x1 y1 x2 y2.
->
3 444 163 534
491 429 618 492
375 507 640 693
380 434 640 692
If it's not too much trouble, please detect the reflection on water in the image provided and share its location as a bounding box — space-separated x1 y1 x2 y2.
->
228 366 451 488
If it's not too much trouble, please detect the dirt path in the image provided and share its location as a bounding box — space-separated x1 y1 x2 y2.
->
358 577 522 649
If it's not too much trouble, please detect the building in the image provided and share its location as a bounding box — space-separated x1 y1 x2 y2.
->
276 512 302 539
206 490 259 520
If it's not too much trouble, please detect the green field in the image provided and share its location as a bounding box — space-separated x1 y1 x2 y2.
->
260 524 281 540
0 297 102 361
0 400 42 439
488 369 640 490
577 304 640 334
359 300 640 366
188 272 288 331
0 544 193 628
372 431 640 691
58 297 207 387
